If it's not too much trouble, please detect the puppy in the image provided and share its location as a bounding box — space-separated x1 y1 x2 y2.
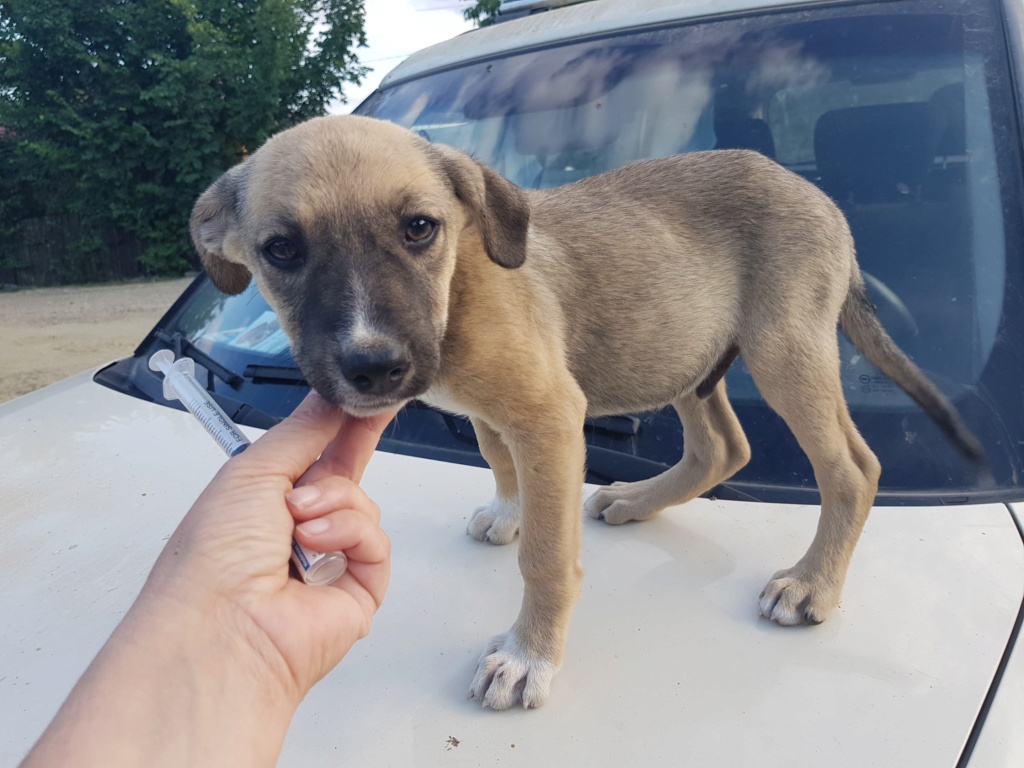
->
190 115 983 710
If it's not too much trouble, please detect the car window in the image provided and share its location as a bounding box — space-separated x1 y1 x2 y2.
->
127 0 1024 501
369 3 1011 401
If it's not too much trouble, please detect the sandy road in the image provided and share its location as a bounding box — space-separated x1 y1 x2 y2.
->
0 278 194 403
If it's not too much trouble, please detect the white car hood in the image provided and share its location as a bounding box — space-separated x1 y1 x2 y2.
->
1 372 1021 766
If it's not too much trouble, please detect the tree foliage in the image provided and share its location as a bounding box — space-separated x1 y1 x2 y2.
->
462 1 596 28
0 0 366 281
462 0 501 27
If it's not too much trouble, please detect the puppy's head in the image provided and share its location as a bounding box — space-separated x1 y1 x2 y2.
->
190 115 529 416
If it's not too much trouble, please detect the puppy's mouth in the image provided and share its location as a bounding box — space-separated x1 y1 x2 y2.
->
299 360 431 418
292 334 438 417
306 373 421 416
336 395 412 418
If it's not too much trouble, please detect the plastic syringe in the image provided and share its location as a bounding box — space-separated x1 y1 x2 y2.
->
149 350 348 587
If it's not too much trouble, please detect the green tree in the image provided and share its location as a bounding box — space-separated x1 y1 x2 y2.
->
462 1 595 27
462 0 500 27
0 0 367 281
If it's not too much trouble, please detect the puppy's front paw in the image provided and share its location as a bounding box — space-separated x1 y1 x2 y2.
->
758 565 839 626
469 631 558 710
467 495 521 545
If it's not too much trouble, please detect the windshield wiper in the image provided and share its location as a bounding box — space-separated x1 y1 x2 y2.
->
243 364 309 386
152 329 245 389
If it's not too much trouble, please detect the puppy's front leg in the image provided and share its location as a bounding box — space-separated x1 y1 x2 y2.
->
470 401 586 710
467 418 521 545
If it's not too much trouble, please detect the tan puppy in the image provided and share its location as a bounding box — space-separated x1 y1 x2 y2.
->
191 115 983 710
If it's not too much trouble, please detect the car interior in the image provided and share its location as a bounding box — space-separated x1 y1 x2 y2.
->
409 17 1001 402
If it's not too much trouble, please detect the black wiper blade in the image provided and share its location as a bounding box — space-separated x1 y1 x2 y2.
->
153 329 245 389
243 364 309 386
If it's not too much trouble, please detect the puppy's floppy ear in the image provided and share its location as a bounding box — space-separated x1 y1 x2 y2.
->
427 143 529 269
190 164 252 295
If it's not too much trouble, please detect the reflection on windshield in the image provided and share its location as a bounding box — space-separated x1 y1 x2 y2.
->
165 0 1024 497
369 6 1008 408
174 281 292 367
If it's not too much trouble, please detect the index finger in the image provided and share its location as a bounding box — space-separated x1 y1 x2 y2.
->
239 391 346 481
299 406 400 486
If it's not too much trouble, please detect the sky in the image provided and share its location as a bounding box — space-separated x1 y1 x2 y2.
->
329 0 476 114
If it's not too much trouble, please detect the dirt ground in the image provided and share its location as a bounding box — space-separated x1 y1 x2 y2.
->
0 278 194 403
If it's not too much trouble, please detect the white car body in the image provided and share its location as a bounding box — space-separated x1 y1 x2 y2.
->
2 370 1021 766
2 0 1023 765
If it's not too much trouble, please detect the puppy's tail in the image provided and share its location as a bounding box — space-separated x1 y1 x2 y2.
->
840 280 986 466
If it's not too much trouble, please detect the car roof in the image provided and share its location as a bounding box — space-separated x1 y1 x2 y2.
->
381 0 822 88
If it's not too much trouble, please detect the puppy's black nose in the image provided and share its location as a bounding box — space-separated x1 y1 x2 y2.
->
339 347 409 396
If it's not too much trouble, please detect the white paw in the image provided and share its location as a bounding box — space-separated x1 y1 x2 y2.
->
467 495 521 545
584 482 659 524
758 566 838 626
469 631 558 710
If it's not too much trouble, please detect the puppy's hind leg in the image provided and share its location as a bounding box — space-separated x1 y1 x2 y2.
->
745 331 881 626
467 418 522 545
585 382 751 524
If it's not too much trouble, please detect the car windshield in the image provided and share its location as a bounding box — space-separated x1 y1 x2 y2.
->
118 0 1024 503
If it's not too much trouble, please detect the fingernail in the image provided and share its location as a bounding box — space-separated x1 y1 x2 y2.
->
297 517 330 536
286 486 321 509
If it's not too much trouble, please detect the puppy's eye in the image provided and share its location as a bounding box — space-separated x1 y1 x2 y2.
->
405 217 437 245
262 238 301 267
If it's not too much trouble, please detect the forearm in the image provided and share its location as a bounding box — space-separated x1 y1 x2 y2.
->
23 590 299 768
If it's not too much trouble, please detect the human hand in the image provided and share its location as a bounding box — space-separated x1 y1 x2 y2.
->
23 393 399 767
142 392 399 704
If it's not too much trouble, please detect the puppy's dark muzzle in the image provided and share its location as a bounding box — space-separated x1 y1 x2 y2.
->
339 346 410 397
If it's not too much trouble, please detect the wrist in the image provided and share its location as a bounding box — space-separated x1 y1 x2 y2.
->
26 584 301 768
115 586 301 765
132 579 306 712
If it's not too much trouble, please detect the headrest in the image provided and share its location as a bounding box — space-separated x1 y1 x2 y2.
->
714 116 776 158
814 103 932 203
